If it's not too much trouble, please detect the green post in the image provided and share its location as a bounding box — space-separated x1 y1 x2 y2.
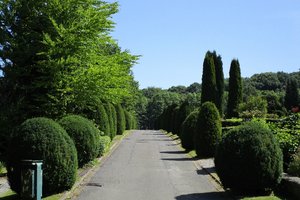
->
21 160 43 200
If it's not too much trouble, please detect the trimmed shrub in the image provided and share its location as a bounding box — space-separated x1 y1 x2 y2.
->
97 104 110 136
124 110 132 130
215 121 283 193
103 103 112 137
108 103 117 139
194 102 221 157
59 115 99 167
177 101 196 138
115 104 126 135
288 147 300 177
181 110 199 151
7 117 77 196
98 136 111 156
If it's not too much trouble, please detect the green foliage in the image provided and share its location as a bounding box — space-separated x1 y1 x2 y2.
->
288 147 300 177
215 121 283 192
124 110 132 130
269 113 300 170
195 102 221 157
227 59 242 118
250 73 282 91
58 115 99 167
108 103 117 138
284 77 299 110
181 110 199 151
98 136 111 156
96 104 110 136
201 52 217 105
115 104 126 135
209 51 224 116
0 0 139 159
177 101 197 137
145 90 181 129
7 117 77 196
238 96 268 119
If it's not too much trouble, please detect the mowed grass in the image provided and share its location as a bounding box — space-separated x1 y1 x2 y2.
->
0 190 61 200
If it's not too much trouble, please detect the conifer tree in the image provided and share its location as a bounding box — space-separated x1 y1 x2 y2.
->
284 78 299 110
201 52 217 104
212 52 224 116
227 59 242 118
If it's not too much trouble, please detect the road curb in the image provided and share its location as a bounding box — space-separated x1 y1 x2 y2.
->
60 131 133 200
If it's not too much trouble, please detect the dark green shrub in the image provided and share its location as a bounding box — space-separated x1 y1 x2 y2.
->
269 114 300 170
97 104 110 136
7 117 77 196
124 110 132 130
177 101 196 138
115 104 126 135
98 136 111 156
215 121 283 193
108 103 117 138
181 110 199 151
103 103 112 137
194 102 221 157
288 147 300 177
59 115 99 167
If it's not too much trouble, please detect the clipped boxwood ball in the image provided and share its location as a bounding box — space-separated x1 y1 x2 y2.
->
7 117 78 196
180 110 199 151
59 115 100 167
215 121 283 193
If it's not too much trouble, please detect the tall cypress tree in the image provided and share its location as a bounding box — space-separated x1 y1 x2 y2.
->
212 52 224 116
201 52 217 105
284 78 299 110
227 59 242 118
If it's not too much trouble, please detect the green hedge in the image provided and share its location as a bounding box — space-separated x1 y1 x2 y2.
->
7 117 77 196
215 121 283 193
59 115 99 167
194 102 221 157
180 110 199 151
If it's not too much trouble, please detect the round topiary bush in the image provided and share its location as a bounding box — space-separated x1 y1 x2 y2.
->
180 110 199 151
215 121 283 193
59 115 100 167
194 102 221 157
7 117 78 196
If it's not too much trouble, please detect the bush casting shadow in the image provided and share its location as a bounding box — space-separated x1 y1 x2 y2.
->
175 191 230 200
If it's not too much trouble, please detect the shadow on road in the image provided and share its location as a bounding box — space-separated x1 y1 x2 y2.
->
175 191 231 200
161 157 194 161
160 150 187 154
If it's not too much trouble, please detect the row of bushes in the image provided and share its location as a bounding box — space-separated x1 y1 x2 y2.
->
158 101 221 157
6 104 137 197
81 102 138 139
159 101 300 193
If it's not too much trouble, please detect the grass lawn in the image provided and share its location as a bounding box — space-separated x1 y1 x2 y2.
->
0 190 61 200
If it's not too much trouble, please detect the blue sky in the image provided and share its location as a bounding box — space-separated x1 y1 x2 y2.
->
109 0 300 89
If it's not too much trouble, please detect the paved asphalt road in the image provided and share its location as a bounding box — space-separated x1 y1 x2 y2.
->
74 130 229 200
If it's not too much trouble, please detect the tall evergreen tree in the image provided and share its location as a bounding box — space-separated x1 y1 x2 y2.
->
227 59 242 118
201 52 217 104
284 78 299 110
211 52 224 116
